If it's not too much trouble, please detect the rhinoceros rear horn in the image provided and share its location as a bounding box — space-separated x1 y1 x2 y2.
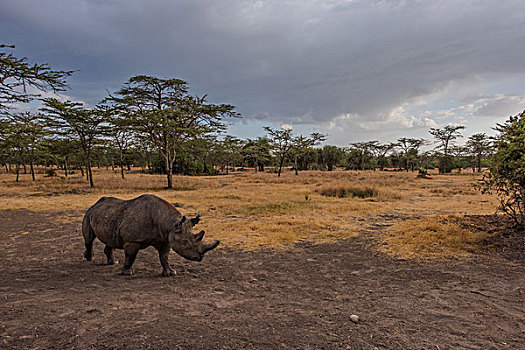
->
195 230 205 241
190 215 200 226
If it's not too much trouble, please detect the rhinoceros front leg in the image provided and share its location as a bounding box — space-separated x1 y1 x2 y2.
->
104 245 117 265
157 244 175 277
120 243 140 276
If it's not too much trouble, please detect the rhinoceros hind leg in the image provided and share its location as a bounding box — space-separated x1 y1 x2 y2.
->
82 219 95 261
83 240 94 261
120 243 139 275
157 244 175 277
104 245 117 265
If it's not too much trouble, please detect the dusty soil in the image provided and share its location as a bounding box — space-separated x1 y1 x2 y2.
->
1 209 524 349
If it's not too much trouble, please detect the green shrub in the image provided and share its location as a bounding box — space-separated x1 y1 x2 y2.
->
482 110 525 226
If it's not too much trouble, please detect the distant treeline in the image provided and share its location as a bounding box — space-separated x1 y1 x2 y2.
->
0 117 493 178
0 44 494 189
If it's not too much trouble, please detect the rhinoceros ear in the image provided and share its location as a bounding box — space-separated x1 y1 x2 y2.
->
195 230 205 241
190 215 200 226
173 216 187 230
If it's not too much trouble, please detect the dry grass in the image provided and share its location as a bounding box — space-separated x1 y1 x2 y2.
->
0 167 499 254
380 216 490 259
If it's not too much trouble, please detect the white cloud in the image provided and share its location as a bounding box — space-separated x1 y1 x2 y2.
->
1 0 524 142
358 105 438 131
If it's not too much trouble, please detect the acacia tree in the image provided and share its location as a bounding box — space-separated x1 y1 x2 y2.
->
108 75 238 188
318 145 344 171
264 126 293 177
466 133 492 173
43 138 76 177
397 138 427 171
349 141 378 170
449 145 469 173
7 112 46 181
241 137 272 172
220 135 243 174
374 142 398 171
2 120 25 180
482 111 525 226
99 104 135 179
0 44 73 113
291 133 325 175
429 125 465 173
42 99 104 188
0 118 11 172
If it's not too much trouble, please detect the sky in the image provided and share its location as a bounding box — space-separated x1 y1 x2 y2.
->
2 0 525 146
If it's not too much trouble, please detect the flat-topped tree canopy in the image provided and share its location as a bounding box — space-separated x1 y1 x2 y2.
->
105 75 239 189
0 44 74 113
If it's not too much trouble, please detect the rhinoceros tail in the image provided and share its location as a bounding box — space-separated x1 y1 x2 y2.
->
82 214 96 261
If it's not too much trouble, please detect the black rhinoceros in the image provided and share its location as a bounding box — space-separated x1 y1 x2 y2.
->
82 194 220 276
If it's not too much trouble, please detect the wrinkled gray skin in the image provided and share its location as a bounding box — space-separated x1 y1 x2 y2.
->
82 194 220 276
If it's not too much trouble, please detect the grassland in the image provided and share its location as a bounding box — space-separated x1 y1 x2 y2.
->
0 167 500 257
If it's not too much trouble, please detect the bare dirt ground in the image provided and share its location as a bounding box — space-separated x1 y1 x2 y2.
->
1 209 524 349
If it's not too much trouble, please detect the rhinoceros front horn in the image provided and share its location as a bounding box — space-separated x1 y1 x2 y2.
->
198 240 220 254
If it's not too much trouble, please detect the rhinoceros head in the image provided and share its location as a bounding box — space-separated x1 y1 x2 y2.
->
168 215 220 262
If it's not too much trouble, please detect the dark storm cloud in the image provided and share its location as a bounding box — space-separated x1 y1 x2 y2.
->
1 0 525 129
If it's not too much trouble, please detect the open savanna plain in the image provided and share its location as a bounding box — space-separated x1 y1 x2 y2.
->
1 169 524 349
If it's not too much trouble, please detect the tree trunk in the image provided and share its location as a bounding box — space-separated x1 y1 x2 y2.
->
30 157 35 181
23 163 27 174
119 153 125 179
441 148 449 174
64 159 68 178
80 165 84 177
278 156 285 177
477 155 482 173
294 154 298 176
165 154 173 189
87 159 94 188
16 162 20 182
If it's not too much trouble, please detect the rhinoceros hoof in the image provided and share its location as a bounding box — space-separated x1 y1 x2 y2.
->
161 269 176 277
83 256 92 262
119 269 133 276
107 260 118 265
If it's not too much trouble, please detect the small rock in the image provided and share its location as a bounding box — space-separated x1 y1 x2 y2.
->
350 314 359 324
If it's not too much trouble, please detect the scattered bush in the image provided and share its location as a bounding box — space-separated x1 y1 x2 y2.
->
482 110 525 227
317 185 379 198
45 168 57 177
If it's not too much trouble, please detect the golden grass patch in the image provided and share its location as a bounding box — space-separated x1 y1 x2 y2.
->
380 216 490 259
0 168 499 253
